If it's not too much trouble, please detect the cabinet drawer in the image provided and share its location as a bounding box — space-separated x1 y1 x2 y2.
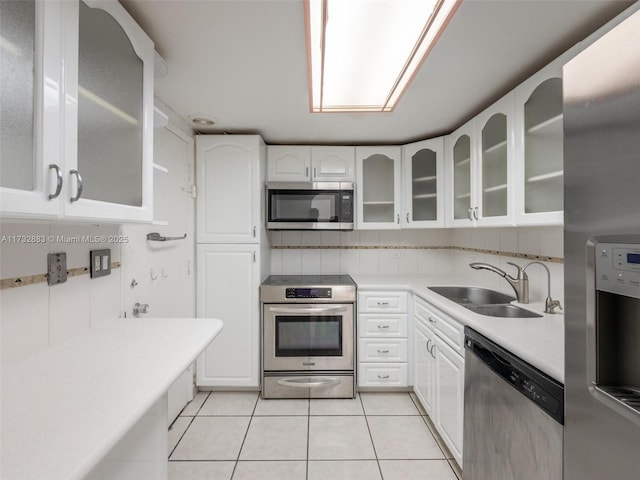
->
359 291 408 313
358 314 408 337
358 363 408 387
358 339 408 362
415 295 464 355
414 296 435 326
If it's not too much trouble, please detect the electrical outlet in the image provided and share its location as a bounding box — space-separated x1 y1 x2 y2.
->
47 253 67 286
90 249 111 278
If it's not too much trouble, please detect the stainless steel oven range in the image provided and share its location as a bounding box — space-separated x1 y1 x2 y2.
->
260 274 356 399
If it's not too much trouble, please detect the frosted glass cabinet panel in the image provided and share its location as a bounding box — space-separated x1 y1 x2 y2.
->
0 0 35 191
402 137 444 228
514 53 569 226
453 135 472 220
481 113 508 218
523 78 563 214
0 0 63 218
77 0 143 206
356 146 402 229
63 0 154 222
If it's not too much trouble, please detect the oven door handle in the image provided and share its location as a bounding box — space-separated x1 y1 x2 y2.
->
268 306 348 314
276 377 341 388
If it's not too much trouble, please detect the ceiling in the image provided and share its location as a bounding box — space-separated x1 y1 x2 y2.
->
121 0 633 145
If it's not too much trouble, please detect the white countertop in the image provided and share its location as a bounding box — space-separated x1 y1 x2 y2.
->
1 317 223 480
351 273 564 383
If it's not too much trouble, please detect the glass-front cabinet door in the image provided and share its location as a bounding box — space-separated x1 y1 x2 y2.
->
0 0 63 218
63 0 154 222
445 121 475 226
514 57 566 225
356 146 402 229
402 137 444 228
475 93 515 226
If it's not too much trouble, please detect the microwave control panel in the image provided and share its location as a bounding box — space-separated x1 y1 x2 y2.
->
595 242 640 298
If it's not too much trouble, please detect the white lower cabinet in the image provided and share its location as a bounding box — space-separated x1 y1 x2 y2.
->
357 290 409 387
413 295 464 467
196 244 260 387
434 334 464 464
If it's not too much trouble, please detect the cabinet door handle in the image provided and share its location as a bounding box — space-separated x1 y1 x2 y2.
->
377 324 390 329
397 214 400 224
313 167 317 178
253 226 257 237
306 166 309 177
467 207 473 221
377 349 390 354
426 339 432 351
430 344 437 359
69 170 83 203
473 206 479 220
377 374 390 380
406 212 410 223
48 164 63 200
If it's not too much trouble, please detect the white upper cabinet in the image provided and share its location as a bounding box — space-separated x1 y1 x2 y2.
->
356 146 402 229
475 93 515 226
196 135 265 244
445 120 475 227
445 94 515 227
402 137 445 228
514 56 567 225
0 0 154 223
267 146 311 182
267 145 355 182
311 146 355 181
1 0 64 218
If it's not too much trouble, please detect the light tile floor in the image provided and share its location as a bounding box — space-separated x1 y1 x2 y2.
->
168 391 461 480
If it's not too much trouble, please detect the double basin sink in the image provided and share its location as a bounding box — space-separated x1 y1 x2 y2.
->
428 286 542 318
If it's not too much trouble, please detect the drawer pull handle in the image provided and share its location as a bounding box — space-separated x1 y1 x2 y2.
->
377 301 390 306
428 317 437 324
377 374 390 380
377 325 390 329
377 349 390 354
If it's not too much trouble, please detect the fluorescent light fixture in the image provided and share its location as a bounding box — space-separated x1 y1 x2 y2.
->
305 0 460 112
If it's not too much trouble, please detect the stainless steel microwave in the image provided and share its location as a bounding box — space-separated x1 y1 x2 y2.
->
266 182 354 231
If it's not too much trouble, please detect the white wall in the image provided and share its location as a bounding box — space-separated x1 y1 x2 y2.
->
0 222 122 365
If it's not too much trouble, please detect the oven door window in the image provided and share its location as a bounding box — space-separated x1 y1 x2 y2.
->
275 316 342 357
269 190 339 223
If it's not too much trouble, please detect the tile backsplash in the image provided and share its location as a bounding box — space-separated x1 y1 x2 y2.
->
269 226 564 305
0 222 122 365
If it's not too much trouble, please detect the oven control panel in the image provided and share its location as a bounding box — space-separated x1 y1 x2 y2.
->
595 242 640 298
286 287 332 299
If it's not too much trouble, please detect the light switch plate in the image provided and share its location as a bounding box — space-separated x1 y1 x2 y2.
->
90 249 111 278
47 253 67 286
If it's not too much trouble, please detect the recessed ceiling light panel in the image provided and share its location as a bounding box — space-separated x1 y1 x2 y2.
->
305 0 461 113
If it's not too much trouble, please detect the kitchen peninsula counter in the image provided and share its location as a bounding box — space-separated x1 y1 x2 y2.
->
1 317 223 480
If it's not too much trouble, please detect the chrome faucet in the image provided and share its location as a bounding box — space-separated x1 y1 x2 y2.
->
523 261 563 314
469 262 529 303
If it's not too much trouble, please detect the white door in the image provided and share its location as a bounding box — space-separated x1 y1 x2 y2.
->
267 145 311 182
196 135 262 243
311 146 355 181
0 0 63 219
402 137 444 228
356 146 402 229
435 335 464 465
414 321 435 416
196 244 260 387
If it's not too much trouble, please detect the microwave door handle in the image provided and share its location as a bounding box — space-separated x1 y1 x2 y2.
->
269 306 348 314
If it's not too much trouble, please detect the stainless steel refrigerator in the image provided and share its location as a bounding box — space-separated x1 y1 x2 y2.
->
563 7 640 479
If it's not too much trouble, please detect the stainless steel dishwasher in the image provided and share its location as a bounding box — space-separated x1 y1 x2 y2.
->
463 327 564 479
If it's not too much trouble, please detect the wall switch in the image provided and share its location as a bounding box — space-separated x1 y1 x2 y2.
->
47 253 67 286
90 249 111 278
